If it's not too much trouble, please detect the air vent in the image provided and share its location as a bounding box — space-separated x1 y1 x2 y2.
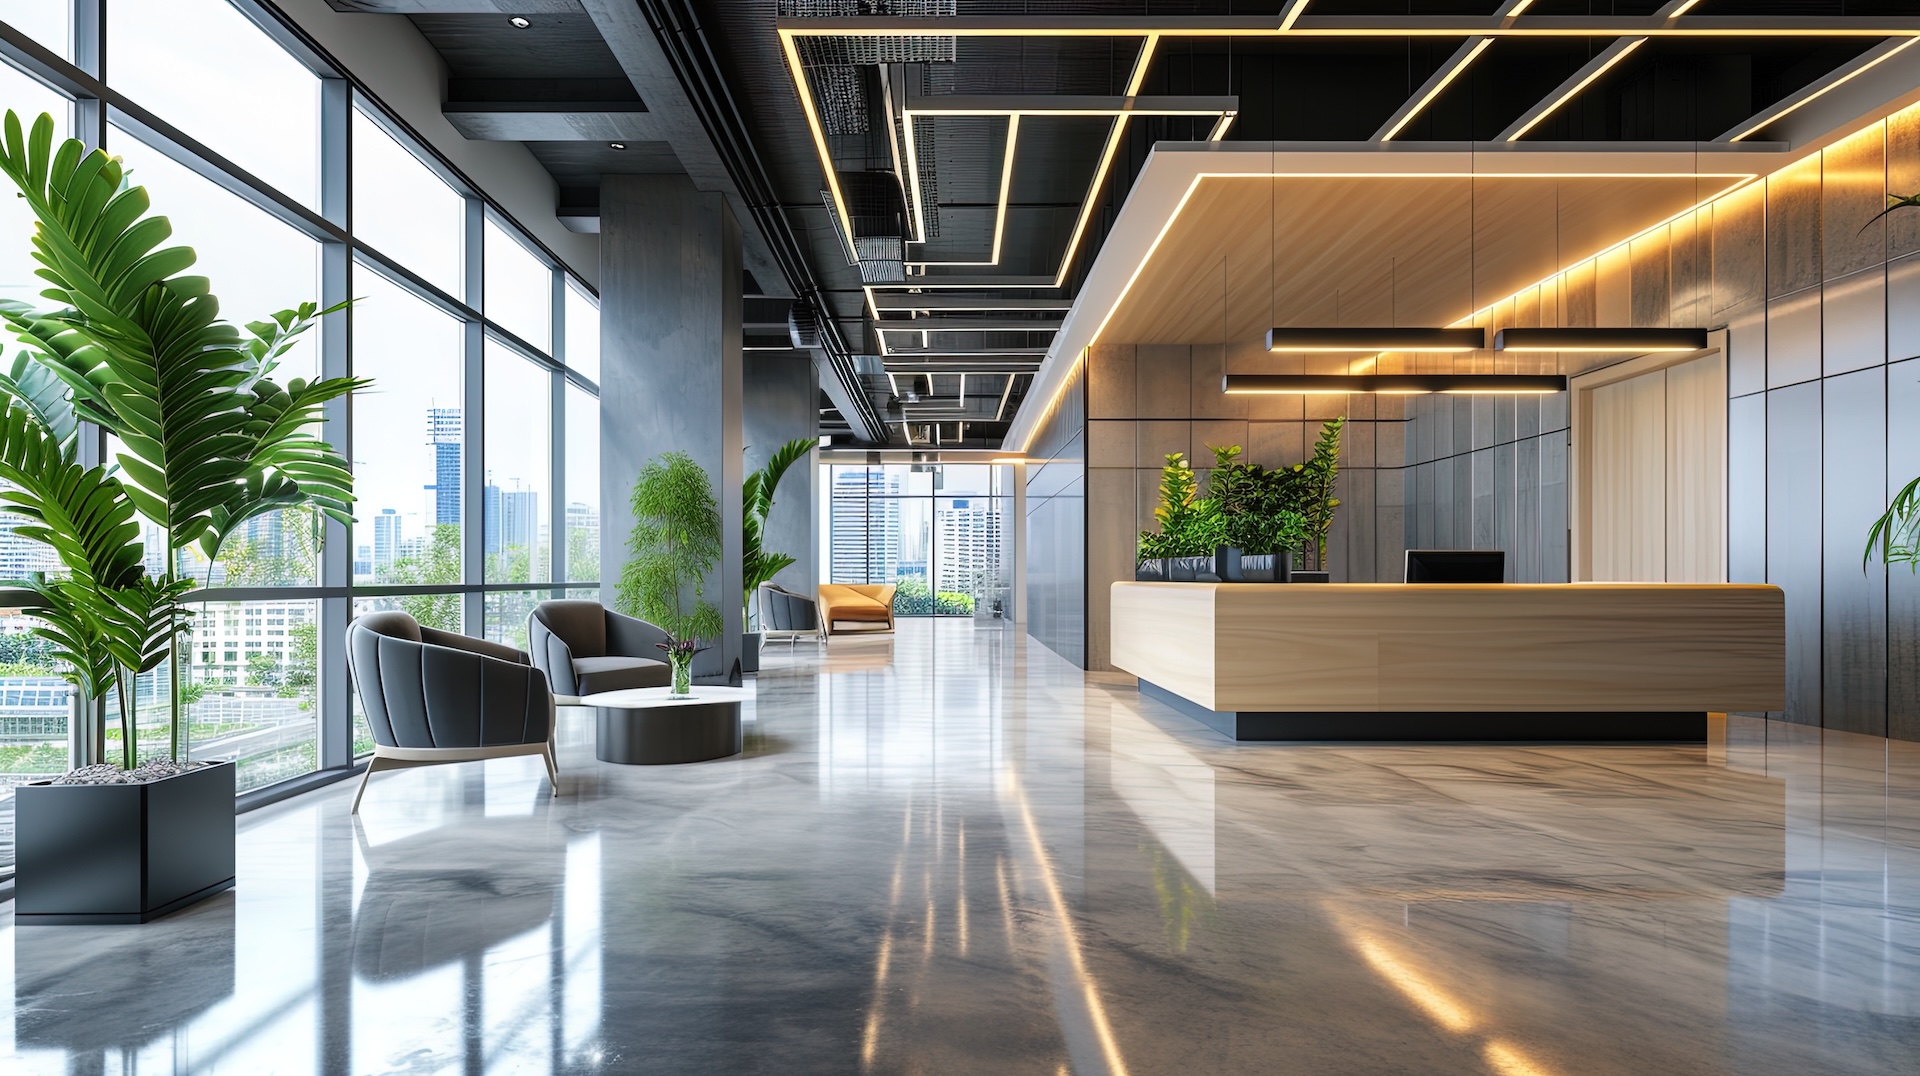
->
788 304 821 349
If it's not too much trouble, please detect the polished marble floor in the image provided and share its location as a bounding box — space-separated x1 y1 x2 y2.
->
4 619 1920 1074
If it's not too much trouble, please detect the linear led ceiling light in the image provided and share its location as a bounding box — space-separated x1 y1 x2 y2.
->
1266 327 1486 352
1224 374 1567 395
1493 327 1706 352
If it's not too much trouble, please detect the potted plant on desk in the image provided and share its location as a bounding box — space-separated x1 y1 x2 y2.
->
0 111 364 923
618 451 725 694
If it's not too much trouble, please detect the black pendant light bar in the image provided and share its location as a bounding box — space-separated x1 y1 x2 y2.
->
1265 327 1486 353
1223 373 1569 395
1493 327 1708 352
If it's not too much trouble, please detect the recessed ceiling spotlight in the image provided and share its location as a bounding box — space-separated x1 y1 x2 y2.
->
609 142 626 150
509 16 531 29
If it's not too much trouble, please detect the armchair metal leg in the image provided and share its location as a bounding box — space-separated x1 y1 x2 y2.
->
351 757 388 814
542 741 560 792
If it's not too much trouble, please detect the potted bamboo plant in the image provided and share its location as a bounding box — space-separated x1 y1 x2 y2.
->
0 111 364 923
617 451 725 695
740 437 813 673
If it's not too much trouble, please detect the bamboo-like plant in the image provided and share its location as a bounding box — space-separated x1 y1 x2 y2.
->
0 110 365 766
617 451 725 644
742 437 813 621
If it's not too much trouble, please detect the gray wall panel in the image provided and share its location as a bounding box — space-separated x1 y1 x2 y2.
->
744 353 819 599
1821 267 1887 377
1728 392 1768 585
1891 253 1920 363
1516 435 1541 583
1889 357 1920 741
1821 367 1887 735
1768 289 1823 388
1540 431 1568 582
1472 448 1495 551
1494 441 1515 580
1728 306 1767 398
1767 381 1824 725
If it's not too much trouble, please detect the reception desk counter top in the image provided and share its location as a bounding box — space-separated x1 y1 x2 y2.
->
1110 582 1785 740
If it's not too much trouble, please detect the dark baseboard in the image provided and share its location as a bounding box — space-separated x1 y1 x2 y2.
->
1138 680 1707 743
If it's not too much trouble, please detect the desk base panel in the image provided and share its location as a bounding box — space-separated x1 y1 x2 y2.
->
1139 681 1707 742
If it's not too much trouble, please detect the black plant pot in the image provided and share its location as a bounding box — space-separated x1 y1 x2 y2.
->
1238 553 1285 583
1214 545 1244 581
1292 570 1331 583
1168 555 1216 582
1134 557 1169 582
14 759 236 925
741 631 763 674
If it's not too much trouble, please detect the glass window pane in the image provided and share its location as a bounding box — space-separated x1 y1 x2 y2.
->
0 1 72 60
351 266 464 586
0 633 75 874
484 341 551 583
0 65 71 310
484 590 547 651
185 600 321 793
110 126 323 382
484 218 551 350
564 280 599 382
108 0 321 208
564 386 599 582
352 106 465 298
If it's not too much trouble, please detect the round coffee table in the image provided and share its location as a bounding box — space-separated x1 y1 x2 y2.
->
580 686 750 764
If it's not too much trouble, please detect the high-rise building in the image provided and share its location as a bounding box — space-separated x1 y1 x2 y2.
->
427 408 461 526
500 489 539 553
373 508 402 570
935 496 1003 596
829 468 901 585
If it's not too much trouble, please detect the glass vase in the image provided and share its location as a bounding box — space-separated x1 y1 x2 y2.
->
669 650 694 698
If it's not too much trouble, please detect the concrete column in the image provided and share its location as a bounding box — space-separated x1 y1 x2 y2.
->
744 352 820 615
599 175 744 681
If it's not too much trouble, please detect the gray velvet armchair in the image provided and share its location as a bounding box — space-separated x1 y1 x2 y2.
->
527 600 672 704
346 611 558 813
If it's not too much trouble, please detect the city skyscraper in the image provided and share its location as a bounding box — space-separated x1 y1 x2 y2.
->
373 508 402 570
829 468 902 585
427 407 461 526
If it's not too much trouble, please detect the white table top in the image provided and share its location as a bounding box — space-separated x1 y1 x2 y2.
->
581 686 754 709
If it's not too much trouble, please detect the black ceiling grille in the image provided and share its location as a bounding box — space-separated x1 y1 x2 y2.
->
782 0 958 65
807 64 869 135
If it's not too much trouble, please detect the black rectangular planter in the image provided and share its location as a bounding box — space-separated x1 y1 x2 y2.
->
14 759 236 925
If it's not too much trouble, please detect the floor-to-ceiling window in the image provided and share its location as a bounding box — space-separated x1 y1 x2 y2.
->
821 464 1011 619
0 0 602 873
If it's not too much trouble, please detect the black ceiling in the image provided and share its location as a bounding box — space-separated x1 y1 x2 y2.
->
327 0 1919 447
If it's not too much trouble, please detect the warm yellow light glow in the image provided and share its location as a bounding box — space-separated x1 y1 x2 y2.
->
1346 931 1477 1033
1380 36 1496 142
779 22 1920 40
1495 344 1699 352
1667 0 1706 13
1505 38 1644 142
1438 388 1561 394
1726 38 1920 142
994 114 1019 264
1267 346 1477 353
780 31 857 254
1278 0 1309 32
991 456 1026 463
1052 33 1160 288
1484 1039 1558 1076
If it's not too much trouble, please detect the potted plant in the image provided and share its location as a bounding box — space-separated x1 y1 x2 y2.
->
0 111 364 923
740 437 813 673
617 451 724 694
1137 452 1219 580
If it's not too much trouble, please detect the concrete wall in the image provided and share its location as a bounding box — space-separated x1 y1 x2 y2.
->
273 0 599 287
745 353 819 605
599 175 743 679
1024 362 1087 668
1082 343 1410 671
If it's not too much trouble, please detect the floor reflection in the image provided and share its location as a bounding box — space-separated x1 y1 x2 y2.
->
2 619 1918 1074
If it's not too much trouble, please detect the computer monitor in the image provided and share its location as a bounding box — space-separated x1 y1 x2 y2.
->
1404 549 1505 584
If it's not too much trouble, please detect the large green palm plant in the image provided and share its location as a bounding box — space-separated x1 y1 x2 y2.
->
742 437 813 622
0 110 365 765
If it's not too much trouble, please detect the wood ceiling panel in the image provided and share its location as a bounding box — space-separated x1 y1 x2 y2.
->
1099 173 1728 346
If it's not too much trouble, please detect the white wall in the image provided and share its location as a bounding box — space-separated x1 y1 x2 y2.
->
269 0 601 289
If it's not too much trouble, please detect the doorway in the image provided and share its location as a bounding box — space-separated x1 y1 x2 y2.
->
1571 348 1727 583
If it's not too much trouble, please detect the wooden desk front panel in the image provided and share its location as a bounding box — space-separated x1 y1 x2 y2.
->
1111 583 1786 714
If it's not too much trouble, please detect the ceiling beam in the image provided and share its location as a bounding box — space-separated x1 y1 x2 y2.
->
1717 37 1920 142
871 294 1073 311
874 317 1064 332
902 94 1238 117
325 1 578 12
1497 38 1646 142
444 102 665 142
776 15 1920 38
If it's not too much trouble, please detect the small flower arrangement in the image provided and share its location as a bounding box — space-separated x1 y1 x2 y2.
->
657 638 708 697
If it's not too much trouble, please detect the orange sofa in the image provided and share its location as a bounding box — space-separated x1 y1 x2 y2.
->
817 584 897 636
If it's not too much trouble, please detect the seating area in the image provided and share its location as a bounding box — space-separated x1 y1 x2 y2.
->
527 600 672 704
816 583 897 637
758 583 823 646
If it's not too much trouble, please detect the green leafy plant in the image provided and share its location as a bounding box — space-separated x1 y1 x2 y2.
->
1858 191 1920 235
617 451 725 644
1138 452 1216 559
742 437 813 621
1295 416 1345 565
0 110 364 767
1865 475 1920 570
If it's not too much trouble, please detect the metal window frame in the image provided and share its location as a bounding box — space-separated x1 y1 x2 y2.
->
0 1 605 814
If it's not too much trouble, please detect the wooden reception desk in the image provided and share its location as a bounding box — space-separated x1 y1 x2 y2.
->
1110 582 1785 741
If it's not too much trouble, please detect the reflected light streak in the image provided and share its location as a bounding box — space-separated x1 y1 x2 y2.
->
1485 1039 1557 1076
1347 931 1476 1032
1004 767 1132 1076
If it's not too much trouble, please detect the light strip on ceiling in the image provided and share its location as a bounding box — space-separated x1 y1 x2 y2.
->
1377 36 1495 142
1722 37 1920 142
1278 0 1309 32
780 30 857 257
1052 33 1160 288
1224 374 1568 394
778 18 1920 40
1503 38 1645 142
1268 327 1487 352
902 113 1019 267
1493 327 1707 352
